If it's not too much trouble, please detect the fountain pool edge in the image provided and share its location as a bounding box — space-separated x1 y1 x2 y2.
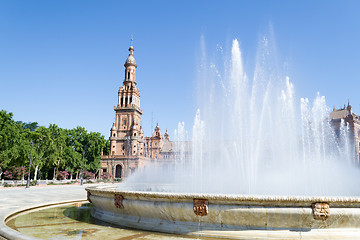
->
87 185 360 239
2 200 87 240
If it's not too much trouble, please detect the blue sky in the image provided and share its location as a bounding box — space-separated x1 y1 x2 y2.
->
1 1 360 138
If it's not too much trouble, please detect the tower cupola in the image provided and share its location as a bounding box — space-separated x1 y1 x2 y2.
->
153 123 162 138
164 129 170 141
123 39 137 89
124 41 137 68
348 100 353 113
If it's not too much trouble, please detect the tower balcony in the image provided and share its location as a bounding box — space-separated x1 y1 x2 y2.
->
110 136 145 141
114 104 143 114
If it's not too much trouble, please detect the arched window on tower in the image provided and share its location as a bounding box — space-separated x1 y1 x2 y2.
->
128 72 130 80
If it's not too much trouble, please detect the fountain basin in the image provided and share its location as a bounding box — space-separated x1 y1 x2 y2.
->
86 185 360 239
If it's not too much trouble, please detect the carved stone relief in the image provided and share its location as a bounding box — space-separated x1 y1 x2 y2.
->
114 194 124 209
312 202 330 220
193 199 209 216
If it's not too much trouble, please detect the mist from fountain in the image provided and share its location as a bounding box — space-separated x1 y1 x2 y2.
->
121 37 360 197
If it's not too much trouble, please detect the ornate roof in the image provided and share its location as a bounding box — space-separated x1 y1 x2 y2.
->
330 109 352 120
330 104 358 121
125 45 137 67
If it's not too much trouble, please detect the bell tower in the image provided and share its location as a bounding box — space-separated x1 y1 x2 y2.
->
100 40 175 180
109 41 144 158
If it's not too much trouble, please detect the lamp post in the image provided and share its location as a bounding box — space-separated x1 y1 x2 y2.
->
26 141 34 189
81 148 85 185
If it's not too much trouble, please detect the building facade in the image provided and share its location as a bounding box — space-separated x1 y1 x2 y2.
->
100 44 175 180
330 101 360 164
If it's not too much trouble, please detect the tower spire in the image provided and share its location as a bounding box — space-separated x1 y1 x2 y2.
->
348 99 353 113
125 38 136 67
128 36 134 56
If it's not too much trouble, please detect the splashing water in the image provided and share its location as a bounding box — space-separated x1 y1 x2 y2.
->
121 38 359 196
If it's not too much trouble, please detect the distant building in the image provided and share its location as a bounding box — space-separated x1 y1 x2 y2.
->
100 44 177 180
329 101 360 163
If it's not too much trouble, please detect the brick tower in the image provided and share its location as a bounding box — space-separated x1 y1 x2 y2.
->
101 42 146 180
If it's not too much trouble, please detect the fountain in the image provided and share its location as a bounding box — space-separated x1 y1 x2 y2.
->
87 37 360 239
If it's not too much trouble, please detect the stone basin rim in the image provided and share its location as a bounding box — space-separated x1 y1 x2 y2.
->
86 185 360 207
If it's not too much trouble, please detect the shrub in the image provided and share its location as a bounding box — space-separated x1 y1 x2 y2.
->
4 167 27 180
101 172 112 182
3 170 14 180
56 171 69 180
83 171 95 180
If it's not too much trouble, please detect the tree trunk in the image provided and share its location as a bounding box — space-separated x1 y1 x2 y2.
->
22 165 25 180
70 172 73 181
54 159 60 180
34 165 39 181
53 167 56 180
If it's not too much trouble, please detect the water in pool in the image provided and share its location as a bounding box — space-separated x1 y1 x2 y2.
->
6 202 217 239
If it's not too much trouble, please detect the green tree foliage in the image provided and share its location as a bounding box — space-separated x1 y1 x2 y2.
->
17 121 39 132
0 110 109 180
0 111 23 170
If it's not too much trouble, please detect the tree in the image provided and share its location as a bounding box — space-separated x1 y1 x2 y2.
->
66 127 87 178
84 131 108 172
62 143 82 180
0 110 108 180
47 124 67 179
11 120 40 180
29 126 56 180
65 127 108 177
0 111 23 174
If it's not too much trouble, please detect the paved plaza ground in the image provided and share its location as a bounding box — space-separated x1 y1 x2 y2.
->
0 183 105 240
